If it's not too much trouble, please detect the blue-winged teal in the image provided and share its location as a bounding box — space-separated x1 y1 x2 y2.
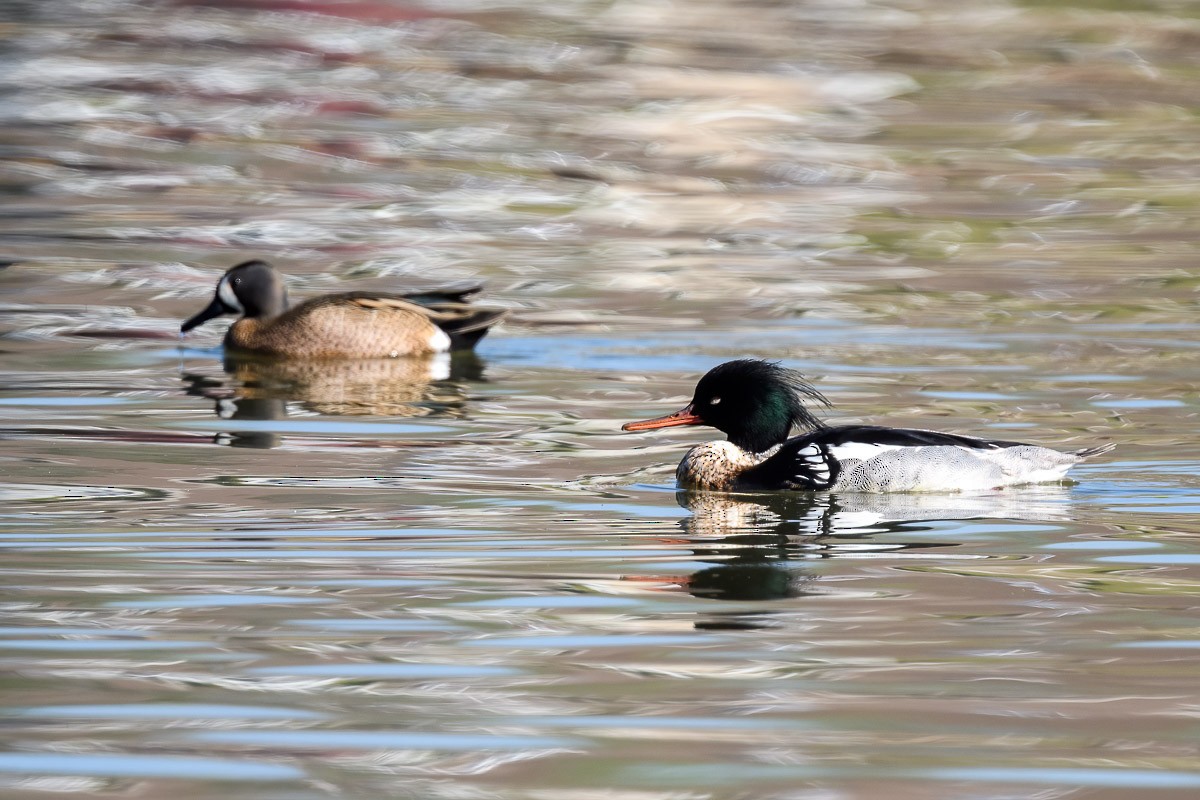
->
181 260 506 358
622 359 1114 493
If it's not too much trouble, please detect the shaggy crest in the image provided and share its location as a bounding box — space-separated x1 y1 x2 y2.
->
692 359 830 453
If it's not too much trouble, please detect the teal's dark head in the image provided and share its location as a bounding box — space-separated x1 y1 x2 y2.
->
181 260 289 333
623 359 829 453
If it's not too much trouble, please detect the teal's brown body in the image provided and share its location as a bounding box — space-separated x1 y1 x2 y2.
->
182 261 505 359
226 293 465 359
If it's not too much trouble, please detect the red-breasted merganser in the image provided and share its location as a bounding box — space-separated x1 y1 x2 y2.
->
622 359 1114 493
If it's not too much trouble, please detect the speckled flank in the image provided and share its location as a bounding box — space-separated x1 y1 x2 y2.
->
227 296 448 359
830 445 1087 493
677 441 772 490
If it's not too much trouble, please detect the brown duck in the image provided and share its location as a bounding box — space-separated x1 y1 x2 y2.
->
181 260 506 359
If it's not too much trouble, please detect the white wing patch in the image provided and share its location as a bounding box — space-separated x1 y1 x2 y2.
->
828 442 904 462
793 443 833 488
796 446 829 471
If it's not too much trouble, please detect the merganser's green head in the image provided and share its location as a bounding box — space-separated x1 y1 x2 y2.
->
623 359 829 453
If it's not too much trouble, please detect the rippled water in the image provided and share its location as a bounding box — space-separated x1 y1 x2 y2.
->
3 0 1200 797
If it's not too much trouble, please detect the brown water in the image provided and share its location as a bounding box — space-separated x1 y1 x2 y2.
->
2 0 1200 798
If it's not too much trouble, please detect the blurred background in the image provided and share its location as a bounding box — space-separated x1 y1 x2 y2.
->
1 0 1199 798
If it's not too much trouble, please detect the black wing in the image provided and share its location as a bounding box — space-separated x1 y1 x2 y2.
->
737 439 841 491
333 284 485 307
400 282 484 306
804 424 1028 450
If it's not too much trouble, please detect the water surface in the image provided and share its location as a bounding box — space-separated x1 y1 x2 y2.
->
2 0 1199 798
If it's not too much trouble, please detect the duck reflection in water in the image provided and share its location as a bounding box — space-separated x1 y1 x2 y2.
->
642 488 1074 620
182 351 488 449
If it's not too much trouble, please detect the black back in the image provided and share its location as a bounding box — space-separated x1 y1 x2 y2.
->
805 424 1027 450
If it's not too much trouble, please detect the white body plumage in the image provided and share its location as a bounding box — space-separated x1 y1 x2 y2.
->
679 440 1103 494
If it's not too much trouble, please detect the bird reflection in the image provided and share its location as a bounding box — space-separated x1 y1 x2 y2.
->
214 394 288 449
181 352 488 449
648 488 1074 616
680 487 1072 539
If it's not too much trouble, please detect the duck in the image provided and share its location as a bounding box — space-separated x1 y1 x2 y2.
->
622 359 1114 493
181 260 506 359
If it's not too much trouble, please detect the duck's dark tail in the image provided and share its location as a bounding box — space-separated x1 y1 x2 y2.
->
394 281 506 350
1075 442 1115 459
437 308 508 350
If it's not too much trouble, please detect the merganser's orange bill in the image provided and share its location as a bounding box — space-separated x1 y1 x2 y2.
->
622 404 704 432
